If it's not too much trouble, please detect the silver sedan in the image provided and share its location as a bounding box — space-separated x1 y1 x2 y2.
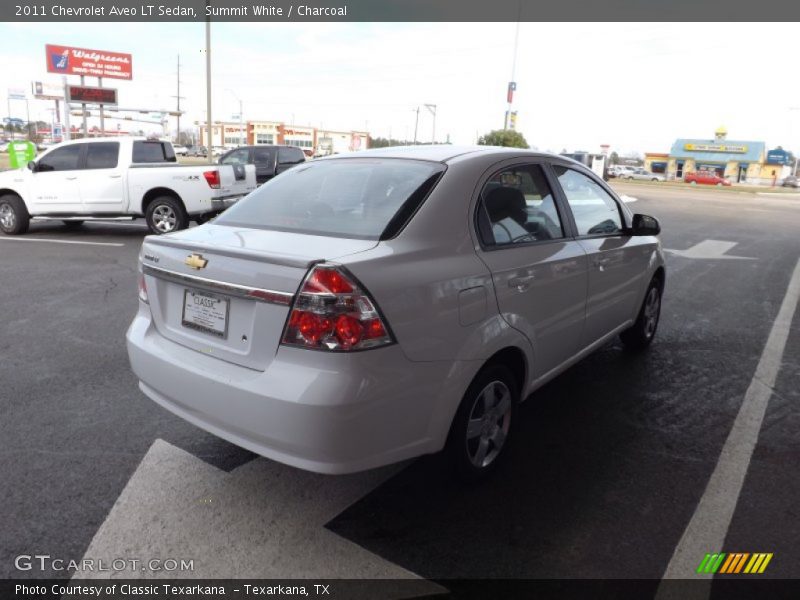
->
127 146 665 480
625 168 665 182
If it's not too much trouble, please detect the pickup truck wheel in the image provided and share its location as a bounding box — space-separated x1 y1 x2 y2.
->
446 364 518 482
146 196 188 234
0 194 29 235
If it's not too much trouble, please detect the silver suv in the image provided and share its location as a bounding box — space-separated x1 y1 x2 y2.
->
127 146 665 480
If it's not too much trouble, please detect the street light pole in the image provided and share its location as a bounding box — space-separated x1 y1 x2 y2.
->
205 3 213 164
412 106 420 144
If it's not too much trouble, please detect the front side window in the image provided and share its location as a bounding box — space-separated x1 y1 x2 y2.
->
477 164 564 247
215 158 444 239
85 142 119 169
37 145 82 172
553 166 623 236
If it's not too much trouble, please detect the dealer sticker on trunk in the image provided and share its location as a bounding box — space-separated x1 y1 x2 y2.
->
181 289 229 338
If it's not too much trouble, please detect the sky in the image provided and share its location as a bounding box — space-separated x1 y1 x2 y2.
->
1 21 799 155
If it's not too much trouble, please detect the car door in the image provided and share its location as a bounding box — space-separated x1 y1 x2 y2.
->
475 162 589 380
78 142 125 212
551 164 651 347
28 144 83 213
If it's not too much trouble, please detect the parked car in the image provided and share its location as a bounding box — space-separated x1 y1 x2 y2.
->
0 141 10 153
211 146 226 157
781 175 800 188
612 165 638 178
0 137 256 235
172 144 188 156
684 171 731 186
185 145 208 158
625 168 665 182
127 146 665 480
218 145 306 184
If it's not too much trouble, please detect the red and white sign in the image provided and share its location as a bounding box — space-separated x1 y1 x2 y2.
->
46 44 133 80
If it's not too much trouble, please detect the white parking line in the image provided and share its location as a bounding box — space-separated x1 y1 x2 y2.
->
0 237 125 247
658 257 800 590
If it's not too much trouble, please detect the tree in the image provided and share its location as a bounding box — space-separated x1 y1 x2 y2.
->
477 129 529 149
609 151 619 165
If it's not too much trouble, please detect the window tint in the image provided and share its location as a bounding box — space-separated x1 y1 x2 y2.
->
221 148 250 165
477 164 563 246
132 141 176 163
85 142 119 169
37 145 82 172
553 166 623 235
215 158 444 240
253 147 276 164
278 146 305 165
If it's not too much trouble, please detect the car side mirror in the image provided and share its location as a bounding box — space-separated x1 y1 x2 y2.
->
631 213 661 236
27 161 37 172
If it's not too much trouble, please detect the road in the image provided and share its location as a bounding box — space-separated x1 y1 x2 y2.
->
0 184 798 596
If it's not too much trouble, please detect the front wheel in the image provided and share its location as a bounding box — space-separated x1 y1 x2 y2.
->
446 364 518 482
145 196 188 234
0 194 30 235
620 278 662 352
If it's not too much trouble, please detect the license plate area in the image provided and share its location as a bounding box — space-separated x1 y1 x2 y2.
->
181 289 229 338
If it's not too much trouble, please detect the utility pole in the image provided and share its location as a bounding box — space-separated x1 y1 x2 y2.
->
172 54 185 143
205 3 213 164
424 104 436 144
413 106 420 144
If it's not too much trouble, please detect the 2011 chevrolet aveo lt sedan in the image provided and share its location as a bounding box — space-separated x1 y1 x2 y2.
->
127 146 665 480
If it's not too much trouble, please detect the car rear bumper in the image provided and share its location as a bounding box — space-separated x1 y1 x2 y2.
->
126 307 462 474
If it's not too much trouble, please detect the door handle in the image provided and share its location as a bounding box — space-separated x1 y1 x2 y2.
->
109 174 122 178
508 275 535 291
593 257 610 270
65 176 78 180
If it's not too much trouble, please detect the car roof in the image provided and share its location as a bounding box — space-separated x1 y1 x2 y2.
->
320 145 565 164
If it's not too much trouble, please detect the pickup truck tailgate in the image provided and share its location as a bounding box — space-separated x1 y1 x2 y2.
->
218 163 257 199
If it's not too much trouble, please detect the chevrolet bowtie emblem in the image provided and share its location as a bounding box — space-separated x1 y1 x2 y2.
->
184 253 208 270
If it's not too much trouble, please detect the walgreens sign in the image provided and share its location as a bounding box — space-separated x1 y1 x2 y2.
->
46 44 132 80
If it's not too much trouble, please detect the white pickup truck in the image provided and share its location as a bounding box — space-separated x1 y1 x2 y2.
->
0 137 257 235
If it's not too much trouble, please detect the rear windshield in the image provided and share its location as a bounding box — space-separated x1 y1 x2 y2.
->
215 158 445 239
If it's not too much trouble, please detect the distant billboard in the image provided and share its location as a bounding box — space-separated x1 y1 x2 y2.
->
45 44 132 80
32 81 64 100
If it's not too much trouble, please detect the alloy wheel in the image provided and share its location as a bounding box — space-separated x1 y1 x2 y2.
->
465 380 512 469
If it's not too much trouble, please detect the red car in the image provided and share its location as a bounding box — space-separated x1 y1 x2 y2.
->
684 171 731 186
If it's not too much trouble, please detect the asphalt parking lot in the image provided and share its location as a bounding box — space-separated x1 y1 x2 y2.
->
1 184 799 593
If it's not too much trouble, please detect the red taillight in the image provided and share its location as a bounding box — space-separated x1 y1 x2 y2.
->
203 170 221 189
281 265 393 352
138 272 149 304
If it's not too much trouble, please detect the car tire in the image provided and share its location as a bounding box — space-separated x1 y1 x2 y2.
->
145 196 188 235
620 277 662 352
0 194 30 235
690 181 697 185
195 212 218 225
446 363 518 482
62 220 84 229
652 178 659 182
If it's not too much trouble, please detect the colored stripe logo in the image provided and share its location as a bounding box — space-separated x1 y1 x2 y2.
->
697 552 773 574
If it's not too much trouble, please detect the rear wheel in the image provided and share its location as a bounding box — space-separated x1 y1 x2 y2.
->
620 277 662 352
446 364 518 482
0 194 29 235
145 196 188 234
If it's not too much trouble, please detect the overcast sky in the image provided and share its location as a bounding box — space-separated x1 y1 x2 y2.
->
1 21 799 155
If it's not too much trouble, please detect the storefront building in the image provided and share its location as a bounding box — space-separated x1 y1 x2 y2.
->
200 120 368 156
644 128 793 185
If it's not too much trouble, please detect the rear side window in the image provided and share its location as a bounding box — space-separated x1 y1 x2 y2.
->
221 148 249 165
85 142 119 169
477 164 564 246
132 141 176 163
253 147 276 165
278 146 305 165
553 166 623 235
215 158 444 240
38 145 81 172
